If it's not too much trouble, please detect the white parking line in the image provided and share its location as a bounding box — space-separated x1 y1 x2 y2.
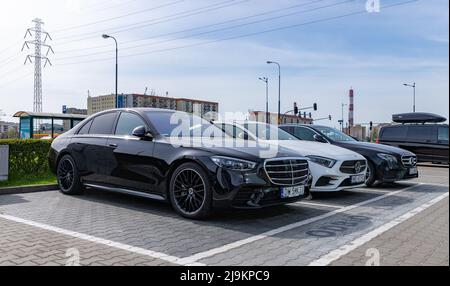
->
176 184 421 265
309 191 449 266
349 188 391 194
0 214 204 266
294 201 344 209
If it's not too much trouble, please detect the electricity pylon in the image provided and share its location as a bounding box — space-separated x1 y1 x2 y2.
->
22 18 54 113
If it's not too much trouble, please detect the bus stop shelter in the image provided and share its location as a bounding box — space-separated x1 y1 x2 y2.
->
13 111 87 139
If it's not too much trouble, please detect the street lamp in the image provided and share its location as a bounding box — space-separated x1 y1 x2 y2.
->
267 61 281 124
102 34 119 108
403 82 416 113
259 77 269 124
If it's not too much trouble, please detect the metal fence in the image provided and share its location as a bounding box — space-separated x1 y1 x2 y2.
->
0 145 8 181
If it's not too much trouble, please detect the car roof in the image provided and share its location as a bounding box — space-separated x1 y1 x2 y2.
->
280 124 326 129
382 123 449 128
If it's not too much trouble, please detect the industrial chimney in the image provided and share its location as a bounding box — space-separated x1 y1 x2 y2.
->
349 88 354 127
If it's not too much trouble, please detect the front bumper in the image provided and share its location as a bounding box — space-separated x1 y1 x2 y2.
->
198 158 312 209
377 166 419 183
309 161 367 192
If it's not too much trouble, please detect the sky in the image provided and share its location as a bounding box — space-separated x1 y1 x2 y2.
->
0 0 448 127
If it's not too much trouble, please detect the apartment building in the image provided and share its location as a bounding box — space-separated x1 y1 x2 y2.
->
87 93 219 119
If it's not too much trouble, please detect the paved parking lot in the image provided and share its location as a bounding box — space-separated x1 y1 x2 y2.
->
0 166 448 266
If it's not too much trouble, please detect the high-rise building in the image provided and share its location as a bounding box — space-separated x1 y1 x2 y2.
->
87 93 219 118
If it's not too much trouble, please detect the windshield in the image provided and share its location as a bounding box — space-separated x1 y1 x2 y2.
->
314 126 356 142
244 123 298 141
146 111 226 138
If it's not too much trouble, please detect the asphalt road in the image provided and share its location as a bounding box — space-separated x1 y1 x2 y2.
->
0 166 448 266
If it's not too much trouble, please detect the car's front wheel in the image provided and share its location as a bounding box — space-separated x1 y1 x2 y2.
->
365 161 377 187
57 155 83 195
169 162 212 219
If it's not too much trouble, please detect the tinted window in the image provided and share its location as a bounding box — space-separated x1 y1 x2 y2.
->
244 123 297 141
280 126 294 134
89 112 117 135
78 120 92 135
146 111 225 138
380 126 408 141
115 112 146 136
314 126 355 142
221 124 254 140
406 126 436 142
438 126 449 142
292 127 316 141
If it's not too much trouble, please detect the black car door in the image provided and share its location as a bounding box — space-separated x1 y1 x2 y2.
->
70 111 118 184
105 111 159 194
404 125 437 161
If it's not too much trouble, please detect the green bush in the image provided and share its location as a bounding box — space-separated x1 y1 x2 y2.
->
0 139 52 177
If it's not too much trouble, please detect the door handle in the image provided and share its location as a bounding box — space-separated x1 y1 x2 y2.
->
109 143 118 148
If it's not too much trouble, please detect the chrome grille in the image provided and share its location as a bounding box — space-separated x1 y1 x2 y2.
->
402 156 417 167
340 160 367 174
264 158 309 186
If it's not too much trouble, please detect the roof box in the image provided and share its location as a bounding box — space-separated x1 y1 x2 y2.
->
393 112 447 124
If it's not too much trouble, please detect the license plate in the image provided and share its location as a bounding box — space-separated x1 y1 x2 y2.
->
409 167 418 175
351 174 366 184
281 185 305 198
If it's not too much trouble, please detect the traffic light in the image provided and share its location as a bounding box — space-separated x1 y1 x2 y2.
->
309 112 312 118
303 112 307 118
329 115 332 121
294 102 299 115
370 121 373 131
313 103 318 111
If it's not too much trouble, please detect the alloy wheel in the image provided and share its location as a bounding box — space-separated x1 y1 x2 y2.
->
57 158 75 192
173 169 206 214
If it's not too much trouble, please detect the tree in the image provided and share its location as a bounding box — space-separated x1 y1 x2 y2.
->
7 128 19 139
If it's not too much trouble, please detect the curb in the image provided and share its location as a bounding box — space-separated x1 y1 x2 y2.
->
0 184 58 196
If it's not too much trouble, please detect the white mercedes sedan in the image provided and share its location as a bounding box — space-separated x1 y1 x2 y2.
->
215 121 368 192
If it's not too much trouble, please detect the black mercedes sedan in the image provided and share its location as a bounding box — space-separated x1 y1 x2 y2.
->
49 108 311 219
280 124 419 187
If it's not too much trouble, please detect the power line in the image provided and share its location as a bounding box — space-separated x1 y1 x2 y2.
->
52 0 186 34
0 65 25 79
0 54 22 67
56 0 419 66
55 0 350 61
0 71 32 89
56 0 327 55
89 0 141 12
53 0 247 44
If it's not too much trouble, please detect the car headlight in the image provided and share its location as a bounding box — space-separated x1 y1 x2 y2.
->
377 153 398 169
306 155 337 168
211 156 257 171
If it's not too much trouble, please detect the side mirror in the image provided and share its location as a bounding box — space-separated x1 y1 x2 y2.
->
313 134 327 143
132 126 153 140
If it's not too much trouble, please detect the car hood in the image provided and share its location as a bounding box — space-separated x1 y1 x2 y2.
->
336 141 416 156
266 140 365 160
169 137 306 161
